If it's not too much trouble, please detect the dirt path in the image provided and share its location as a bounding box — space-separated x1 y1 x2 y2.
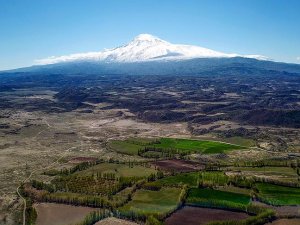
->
16 145 75 225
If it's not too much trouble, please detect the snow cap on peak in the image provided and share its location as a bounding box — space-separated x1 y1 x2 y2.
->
132 34 167 43
35 33 268 65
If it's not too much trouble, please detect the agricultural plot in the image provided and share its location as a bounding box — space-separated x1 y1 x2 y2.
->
229 166 299 183
108 141 143 155
186 188 250 208
22 136 297 225
51 175 120 195
108 137 244 156
150 172 199 187
26 162 159 210
75 162 156 178
45 162 156 196
119 187 181 215
151 159 204 172
150 138 244 154
266 219 300 225
165 206 249 225
34 203 96 225
256 183 300 205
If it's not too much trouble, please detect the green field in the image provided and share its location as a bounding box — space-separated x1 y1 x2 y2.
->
119 187 181 214
149 171 230 188
150 172 199 187
256 183 300 205
108 141 143 155
75 162 156 178
109 137 244 156
151 138 243 154
187 188 250 206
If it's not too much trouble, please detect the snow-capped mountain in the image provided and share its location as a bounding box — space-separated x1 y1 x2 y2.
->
36 34 268 65
6 33 300 77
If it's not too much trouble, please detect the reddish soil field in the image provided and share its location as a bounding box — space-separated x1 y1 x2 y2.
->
266 219 300 225
253 201 300 217
165 206 249 225
34 203 96 225
151 159 204 172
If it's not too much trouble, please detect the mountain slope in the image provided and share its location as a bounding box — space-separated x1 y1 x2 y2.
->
2 34 300 76
8 57 300 76
36 34 267 65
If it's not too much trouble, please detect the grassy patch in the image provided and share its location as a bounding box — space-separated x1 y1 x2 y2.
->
151 138 243 154
108 141 143 155
75 162 156 178
222 136 255 147
256 183 300 205
119 187 181 214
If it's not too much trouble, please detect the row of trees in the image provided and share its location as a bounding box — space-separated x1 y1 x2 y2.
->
76 209 111 225
126 138 161 146
233 159 300 168
26 178 147 209
18 186 37 225
43 159 153 177
197 171 300 189
138 147 179 159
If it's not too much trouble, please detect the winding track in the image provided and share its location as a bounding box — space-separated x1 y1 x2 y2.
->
16 147 74 225
16 118 74 225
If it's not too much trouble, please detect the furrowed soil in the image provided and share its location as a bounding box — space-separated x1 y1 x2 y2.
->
34 203 96 225
151 159 204 172
165 206 249 225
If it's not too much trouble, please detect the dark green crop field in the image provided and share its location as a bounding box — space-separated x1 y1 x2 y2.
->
150 172 199 187
187 188 250 207
256 183 300 206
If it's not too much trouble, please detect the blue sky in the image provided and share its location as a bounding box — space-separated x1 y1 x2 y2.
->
0 0 300 70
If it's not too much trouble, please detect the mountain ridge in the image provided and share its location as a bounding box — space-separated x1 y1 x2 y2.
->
35 34 268 65
2 34 300 76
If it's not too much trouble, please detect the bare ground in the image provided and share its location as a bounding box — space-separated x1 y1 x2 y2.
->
34 203 96 225
266 219 300 225
151 159 204 172
165 206 249 225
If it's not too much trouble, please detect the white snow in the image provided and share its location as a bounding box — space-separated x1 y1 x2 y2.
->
36 34 268 65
